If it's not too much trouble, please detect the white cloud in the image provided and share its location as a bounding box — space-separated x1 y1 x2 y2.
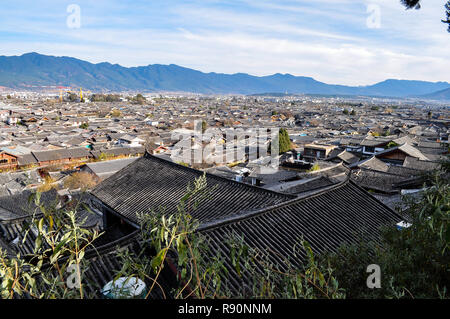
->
0 0 449 86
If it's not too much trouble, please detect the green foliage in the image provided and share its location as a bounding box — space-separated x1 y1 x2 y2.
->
278 128 292 154
110 109 123 118
343 109 349 115
96 152 114 161
128 94 147 105
114 174 345 299
0 194 102 299
79 122 89 129
386 141 399 149
201 120 207 134
401 0 449 32
114 174 225 299
445 1 450 32
223 236 345 299
308 163 320 172
90 94 121 102
5 161 447 299
176 161 189 167
67 93 79 102
401 1 421 10
324 166 450 299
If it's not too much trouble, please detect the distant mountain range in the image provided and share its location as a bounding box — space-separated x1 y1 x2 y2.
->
420 88 450 101
0 52 449 99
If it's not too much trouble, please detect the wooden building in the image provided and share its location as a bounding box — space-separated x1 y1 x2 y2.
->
0 151 19 170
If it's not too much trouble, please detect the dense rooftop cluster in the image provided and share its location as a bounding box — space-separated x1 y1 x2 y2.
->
0 92 448 298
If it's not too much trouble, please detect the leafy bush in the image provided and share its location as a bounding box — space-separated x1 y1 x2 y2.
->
323 168 449 298
63 172 98 191
0 194 101 299
308 163 320 172
278 128 292 154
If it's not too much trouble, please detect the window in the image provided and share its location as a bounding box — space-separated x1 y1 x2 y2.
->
0 159 8 164
365 146 375 153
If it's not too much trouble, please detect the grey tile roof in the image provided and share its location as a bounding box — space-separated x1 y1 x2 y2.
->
350 168 411 193
198 179 402 295
326 149 360 164
360 137 391 146
375 143 428 161
91 152 294 225
90 146 144 159
32 147 91 162
0 189 59 220
403 156 441 171
349 156 389 171
297 162 350 180
279 176 337 195
82 157 138 178
17 153 38 166
248 167 298 185
386 165 422 178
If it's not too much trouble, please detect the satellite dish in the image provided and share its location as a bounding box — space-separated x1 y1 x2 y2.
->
102 277 147 299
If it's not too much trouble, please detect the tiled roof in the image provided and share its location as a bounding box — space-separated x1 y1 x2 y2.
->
91 152 294 225
90 146 144 159
0 189 59 220
349 156 389 171
350 168 411 193
279 176 337 195
73 231 175 299
403 156 441 171
326 149 360 164
32 147 91 162
83 157 137 176
375 143 428 161
17 153 38 166
197 179 402 295
360 136 391 146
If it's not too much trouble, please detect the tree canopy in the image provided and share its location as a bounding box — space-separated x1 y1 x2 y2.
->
445 1 450 31
278 128 292 154
401 0 450 32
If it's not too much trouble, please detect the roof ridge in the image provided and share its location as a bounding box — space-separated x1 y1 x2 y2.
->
346 179 404 221
357 166 413 177
197 172 352 232
302 162 344 174
144 152 295 199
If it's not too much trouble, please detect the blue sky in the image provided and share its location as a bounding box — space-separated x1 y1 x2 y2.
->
0 0 449 85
